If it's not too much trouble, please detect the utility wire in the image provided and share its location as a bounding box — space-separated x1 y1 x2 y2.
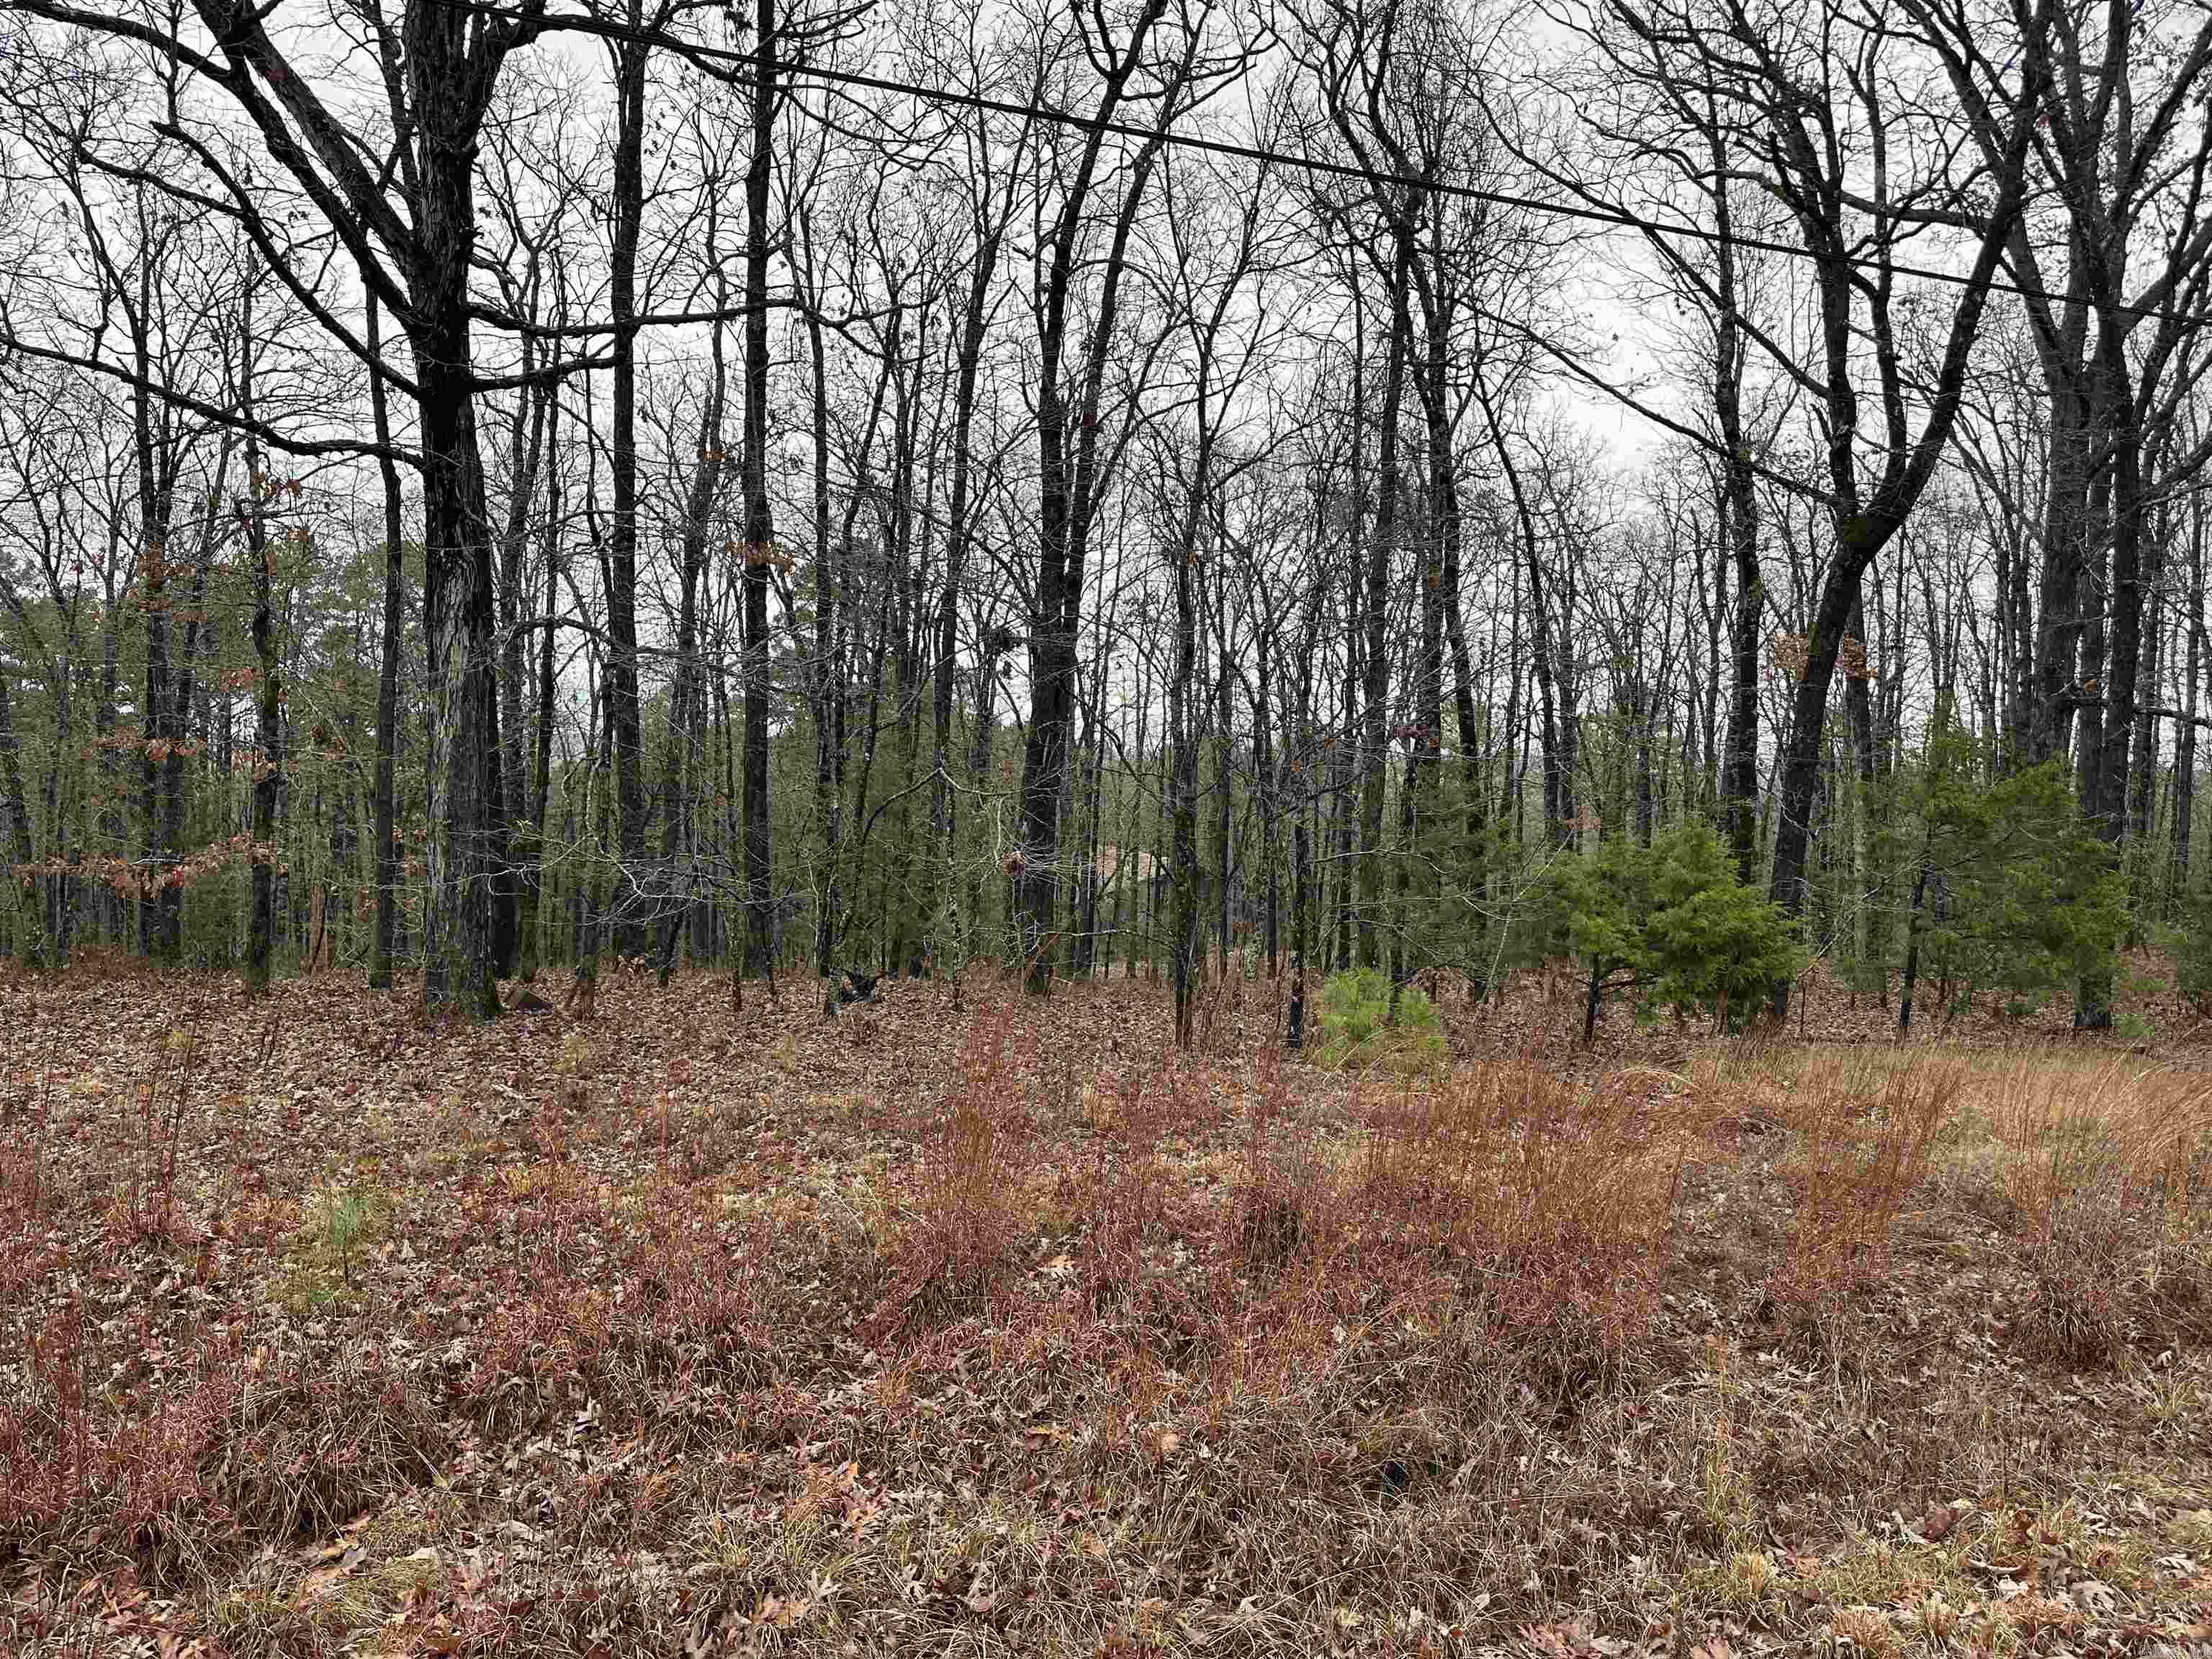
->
433 0 2207 334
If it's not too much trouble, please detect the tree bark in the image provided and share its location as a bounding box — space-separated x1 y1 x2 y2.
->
367 293 407 991
0 667 41 966
739 0 778 984
1017 0 1172 993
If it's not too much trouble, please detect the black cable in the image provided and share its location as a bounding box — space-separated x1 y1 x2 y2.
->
431 0 2207 334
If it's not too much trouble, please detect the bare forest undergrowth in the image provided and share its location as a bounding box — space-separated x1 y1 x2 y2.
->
4 957 2212 1659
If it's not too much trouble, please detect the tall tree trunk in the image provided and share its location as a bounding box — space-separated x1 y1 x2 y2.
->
409 284 503 1009
367 293 408 992
930 201 1009 975
518 380 563 981
1845 588 1879 996
739 0 778 984
130 300 182 962
664 305 727 968
241 280 281 998
492 352 544 976
1255 626 1278 977
1017 0 1172 993
2078 338 2145 1028
2176 495 2204 894
1702 114 1766 884
605 19 650 945
1287 817 1308 1048
2127 505 2164 854
967 630 1002 960
1359 222 1414 966
806 300 844 979
0 667 41 966
1169 539 1200 1046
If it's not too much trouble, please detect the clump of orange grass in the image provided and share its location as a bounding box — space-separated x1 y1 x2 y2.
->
862 1004 1038 1344
1768 1052 1958 1310
1200 1049 1367 1403
1974 1052 2212 1230
1972 1052 2212 1360
1353 1060 1695 1346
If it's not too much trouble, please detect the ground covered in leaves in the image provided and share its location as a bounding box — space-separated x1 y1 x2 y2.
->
4 957 2212 1658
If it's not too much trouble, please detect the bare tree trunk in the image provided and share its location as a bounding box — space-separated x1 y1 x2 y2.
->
516 379 563 981
0 668 41 966
604 16 650 945
930 175 1013 975
130 295 182 962
1169 540 1200 1045
1712 183 1766 882
1018 0 1174 993
367 294 407 992
240 276 281 998
739 0 778 985
663 305 728 971
1359 222 1414 966
2176 495 2204 894
1288 817 1308 1048
806 299 844 979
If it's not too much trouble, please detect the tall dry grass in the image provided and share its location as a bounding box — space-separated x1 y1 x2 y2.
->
1708 1040 2212 1359
1963 1051 2212 1359
862 1004 1038 1343
1766 1053 1960 1308
1352 1061 1697 1345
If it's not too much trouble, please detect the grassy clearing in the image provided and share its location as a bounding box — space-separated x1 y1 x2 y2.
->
3 966 2211 1656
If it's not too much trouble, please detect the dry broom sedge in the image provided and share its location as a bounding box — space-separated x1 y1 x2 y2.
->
4 972 2212 1657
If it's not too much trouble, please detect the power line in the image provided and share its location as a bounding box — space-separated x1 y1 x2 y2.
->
433 0 2206 335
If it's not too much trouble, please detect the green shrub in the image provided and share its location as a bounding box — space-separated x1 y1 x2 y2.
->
1519 821 1799 1039
1902 732 2129 1007
1316 968 1447 1076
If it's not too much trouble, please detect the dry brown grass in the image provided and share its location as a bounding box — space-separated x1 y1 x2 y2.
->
1767 1052 1959 1310
1961 1053 2212 1361
861 1003 1040 1343
1352 1061 1697 1345
5 971 2212 1658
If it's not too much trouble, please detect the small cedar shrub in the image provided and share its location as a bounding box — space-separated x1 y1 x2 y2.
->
1316 968 1447 1076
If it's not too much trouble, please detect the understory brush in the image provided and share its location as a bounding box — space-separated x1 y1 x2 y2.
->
1768 1053 1959 1315
1977 1055 2212 1360
1062 1052 1213 1347
0 1303 243 1560
1352 1061 1694 1344
863 1005 1039 1343
17 971 2212 1657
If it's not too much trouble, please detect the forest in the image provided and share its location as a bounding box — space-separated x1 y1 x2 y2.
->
5 0 2212 1655
0 0 2205 1039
